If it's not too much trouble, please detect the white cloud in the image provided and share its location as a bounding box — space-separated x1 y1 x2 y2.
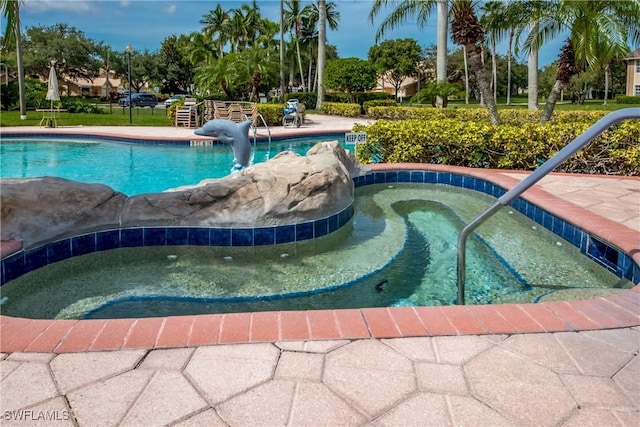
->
22 0 93 13
164 4 177 14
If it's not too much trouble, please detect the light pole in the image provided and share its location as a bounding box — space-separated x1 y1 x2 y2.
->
125 43 132 124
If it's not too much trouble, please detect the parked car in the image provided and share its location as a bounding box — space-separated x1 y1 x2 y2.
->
164 94 188 107
118 93 158 108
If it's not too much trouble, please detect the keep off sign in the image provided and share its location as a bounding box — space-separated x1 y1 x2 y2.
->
345 132 367 144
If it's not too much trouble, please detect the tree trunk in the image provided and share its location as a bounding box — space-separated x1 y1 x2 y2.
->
527 23 539 110
479 45 485 107
603 63 609 105
435 0 448 107
295 36 305 91
279 0 285 101
316 0 326 109
467 44 500 125
506 30 513 105
307 53 313 91
540 80 564 124
15 2 27 119
463 45 469 104
491 36 497 102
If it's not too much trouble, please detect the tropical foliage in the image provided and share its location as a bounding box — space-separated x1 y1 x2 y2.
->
353 112 640 175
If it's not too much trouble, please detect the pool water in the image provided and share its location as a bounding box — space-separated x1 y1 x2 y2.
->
0 184 630 319
0 136 344 195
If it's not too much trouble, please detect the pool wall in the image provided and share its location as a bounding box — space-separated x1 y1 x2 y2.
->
1 164 639 354
2 168 638 287
0 131 345 146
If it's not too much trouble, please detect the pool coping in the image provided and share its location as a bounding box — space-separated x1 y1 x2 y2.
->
1 164 639 354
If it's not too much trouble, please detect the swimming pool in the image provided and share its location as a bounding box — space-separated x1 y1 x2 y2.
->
1 181 633 319
0 134 346 195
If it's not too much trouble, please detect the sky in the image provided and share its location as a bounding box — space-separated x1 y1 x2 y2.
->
7 0 564 67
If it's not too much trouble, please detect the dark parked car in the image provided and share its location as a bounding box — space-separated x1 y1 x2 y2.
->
119 93 158 108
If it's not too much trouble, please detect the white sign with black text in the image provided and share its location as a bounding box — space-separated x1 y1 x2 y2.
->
344 132 367 145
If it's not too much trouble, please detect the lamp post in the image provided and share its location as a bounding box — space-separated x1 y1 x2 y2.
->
125 43 132 124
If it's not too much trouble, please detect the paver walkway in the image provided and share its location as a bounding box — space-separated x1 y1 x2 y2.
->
2 328 638 426
1 115 639 426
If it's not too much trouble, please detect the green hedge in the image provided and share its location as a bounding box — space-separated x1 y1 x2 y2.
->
365 106 612 125
352 116 640 175
321 102 361 117
615 95 640 104
256 104 286 126
363 99 396 114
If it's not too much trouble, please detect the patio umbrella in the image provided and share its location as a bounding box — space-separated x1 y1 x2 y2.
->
44 64 60 127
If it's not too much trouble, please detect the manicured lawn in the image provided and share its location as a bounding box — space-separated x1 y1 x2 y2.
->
1 100 637 127
1 106 173 127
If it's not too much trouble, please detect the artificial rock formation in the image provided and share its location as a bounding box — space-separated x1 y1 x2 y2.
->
1 141 368 247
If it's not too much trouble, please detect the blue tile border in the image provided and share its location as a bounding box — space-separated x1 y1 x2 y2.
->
1 202 354 285
2 170 638 288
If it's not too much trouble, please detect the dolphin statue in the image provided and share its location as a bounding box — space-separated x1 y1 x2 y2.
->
194 119 253 171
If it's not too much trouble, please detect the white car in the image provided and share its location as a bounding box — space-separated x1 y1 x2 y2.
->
164 94 188 107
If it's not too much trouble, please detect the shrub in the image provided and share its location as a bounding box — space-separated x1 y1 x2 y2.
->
324 93 350 103
615 95 640 104
352 115 639 175
363 99 396 115
257 103 285 126
321 102 361 117
60 97 103 114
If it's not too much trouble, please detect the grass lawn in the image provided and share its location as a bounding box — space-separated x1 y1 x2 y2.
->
1 106 174 127
1 99 638 127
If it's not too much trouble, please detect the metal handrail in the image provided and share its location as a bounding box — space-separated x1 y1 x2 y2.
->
456 108 640 305
247 113 272 160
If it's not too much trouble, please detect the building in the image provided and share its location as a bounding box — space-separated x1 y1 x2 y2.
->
624 47 640 97
62 71 122 98
372 74 421 100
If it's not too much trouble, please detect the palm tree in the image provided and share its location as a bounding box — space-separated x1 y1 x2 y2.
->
308 1 339 96
284 0 311 91
194 55 238 99
316 0 327 109
537 0 640 123
228 10 247 53
200 5 229 59
497 0 525 106
369 0 448 106
238 46 276 101
279 0 286 100
540 38 579 122
1 0 26 118
479 1 505 102
450 0 500 124
186 32 214 66
514 0 556 111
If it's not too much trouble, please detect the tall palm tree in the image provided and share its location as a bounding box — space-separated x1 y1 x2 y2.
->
200 5 229 59
451 0 500 124
308 1 339 94
497 0 525 106
284 0 311 90
194 55 238 99
279 0 285 100
1 0 26 118
480 1 505 102
316 0 326 109
537 0 640 122
514 0 555 110
186 32 214 66
369 0 448 106
229 10 247 53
